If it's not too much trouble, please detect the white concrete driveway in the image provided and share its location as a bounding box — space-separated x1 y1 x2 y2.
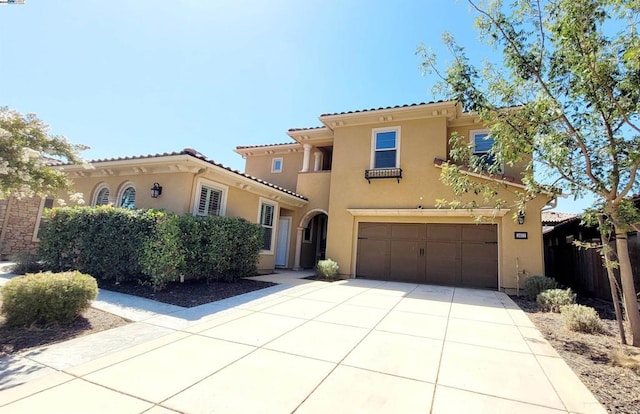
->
0 276 605 413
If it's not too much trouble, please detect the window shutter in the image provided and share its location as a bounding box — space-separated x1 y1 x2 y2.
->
120 187 136 209
198 186 222 216
261 203 274 226
96 188 110 205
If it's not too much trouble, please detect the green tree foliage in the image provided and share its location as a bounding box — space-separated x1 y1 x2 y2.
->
418 0 640 345
0 107 86 198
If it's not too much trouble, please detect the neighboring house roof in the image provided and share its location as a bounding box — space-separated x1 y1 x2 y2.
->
541 212 578 225
59 148 308 201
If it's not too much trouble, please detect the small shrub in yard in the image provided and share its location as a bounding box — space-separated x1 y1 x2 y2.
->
610 348 640 374
560 304 604 334
523 275 557 301
0 271 98 327
537 288 576 312
316 259 339 280
10 252 43 274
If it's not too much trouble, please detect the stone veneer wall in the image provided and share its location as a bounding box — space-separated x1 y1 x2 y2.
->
0 196 43 259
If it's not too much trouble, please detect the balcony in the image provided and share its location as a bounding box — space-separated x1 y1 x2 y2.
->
364 167 402 183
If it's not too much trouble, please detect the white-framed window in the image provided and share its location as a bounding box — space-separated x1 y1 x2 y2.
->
271 157 283 173
258 198 277 253
194 180 227 217
371 127 400 169
93 184 110 206
470 129 503 173
303 219 313 243
117 182 136 209
32 197 54 242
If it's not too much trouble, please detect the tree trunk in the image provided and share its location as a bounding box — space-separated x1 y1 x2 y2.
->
615 231 640 346
598 216 626 344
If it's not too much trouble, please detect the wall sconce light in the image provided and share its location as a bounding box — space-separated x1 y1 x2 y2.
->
150 182 163 198
517 211 526 225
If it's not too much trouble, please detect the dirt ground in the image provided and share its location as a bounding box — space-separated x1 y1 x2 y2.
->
512 296 640 414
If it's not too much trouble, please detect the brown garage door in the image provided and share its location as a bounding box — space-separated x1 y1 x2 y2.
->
356 223 498 289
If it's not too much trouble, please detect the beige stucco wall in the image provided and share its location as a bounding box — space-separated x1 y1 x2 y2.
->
243 152 303 192
324 116 547 292
69 172 194 214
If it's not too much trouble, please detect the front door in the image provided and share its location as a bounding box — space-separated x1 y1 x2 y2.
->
275 217 291 267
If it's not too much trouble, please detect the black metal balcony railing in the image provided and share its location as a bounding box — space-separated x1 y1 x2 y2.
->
364 167 402 183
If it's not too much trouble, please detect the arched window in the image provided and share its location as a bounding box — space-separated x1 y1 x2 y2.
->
119 185 136 209
93 185 110 206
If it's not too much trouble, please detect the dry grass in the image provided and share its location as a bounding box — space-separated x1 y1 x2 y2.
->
610 348 640 374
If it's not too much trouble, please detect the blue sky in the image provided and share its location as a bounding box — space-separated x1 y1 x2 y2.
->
0 0 591 212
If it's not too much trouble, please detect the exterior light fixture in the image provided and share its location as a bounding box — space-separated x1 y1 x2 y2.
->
150 182 163 198
517 211 526 225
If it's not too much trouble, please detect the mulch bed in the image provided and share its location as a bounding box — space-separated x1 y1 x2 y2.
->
96 277 277 307
512 295 640 413
303 275 340 282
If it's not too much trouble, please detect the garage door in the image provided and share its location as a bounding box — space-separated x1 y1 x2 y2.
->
356 223 498 289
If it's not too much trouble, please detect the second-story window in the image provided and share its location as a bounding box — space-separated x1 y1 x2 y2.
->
372 127 400 169
271 157 283 173
471 129 501 172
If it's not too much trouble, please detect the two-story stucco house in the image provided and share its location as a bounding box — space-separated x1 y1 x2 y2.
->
237 101 550 292
3 101 550 293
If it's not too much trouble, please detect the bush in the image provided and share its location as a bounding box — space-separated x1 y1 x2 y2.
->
138 212 184 291
39 206 160 282
0 271 98 327
537 288 576 312
523 275 557 300
316 259 339 280
39 207 264 290
10 252 43 275
560 304 604 334
174 215 263 283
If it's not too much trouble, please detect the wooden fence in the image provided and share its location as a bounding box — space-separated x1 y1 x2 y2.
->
544 233 640 301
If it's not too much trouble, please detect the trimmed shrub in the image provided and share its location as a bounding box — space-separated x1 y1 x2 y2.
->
316 259 339 280
39 207 264 290
10 252 43 275
560 304 604 334
523 275 557 301
0 271 98 327
39 206 160 282
537 288 576 312
174 215 263 283
138 212 184 291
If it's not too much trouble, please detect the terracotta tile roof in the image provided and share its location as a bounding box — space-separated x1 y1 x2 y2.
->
287 126 326 132
433 158 523 186
541 212 579 225
320 101 446 117
235 142 298 150
59 148 308 201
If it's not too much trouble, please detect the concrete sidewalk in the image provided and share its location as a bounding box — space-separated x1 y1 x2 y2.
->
0 269 605 414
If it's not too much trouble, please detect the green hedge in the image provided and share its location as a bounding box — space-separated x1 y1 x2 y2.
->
1 271 98 327
176 215 263 283
39 206 160 282
39 207 263 290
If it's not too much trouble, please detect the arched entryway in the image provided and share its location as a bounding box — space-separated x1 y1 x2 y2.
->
293 209 328 270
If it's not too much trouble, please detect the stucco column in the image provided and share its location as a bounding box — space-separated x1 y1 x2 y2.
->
293 227 304 270
301 144 312 172
313 152 322 172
